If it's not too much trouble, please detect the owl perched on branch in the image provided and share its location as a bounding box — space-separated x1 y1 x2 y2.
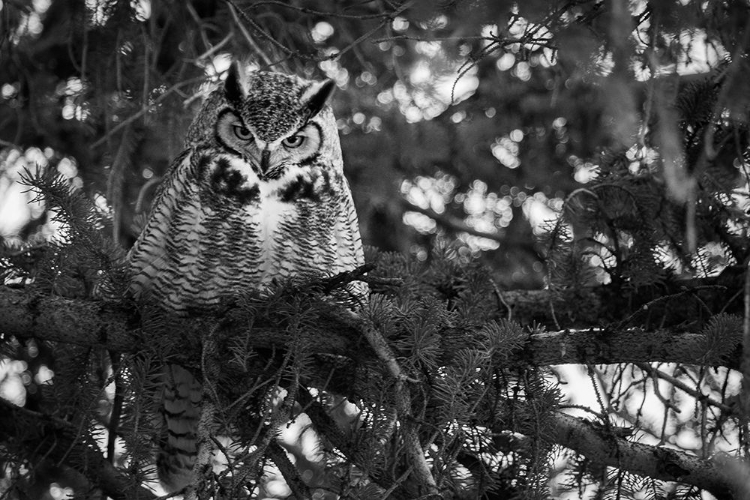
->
127 63 365 492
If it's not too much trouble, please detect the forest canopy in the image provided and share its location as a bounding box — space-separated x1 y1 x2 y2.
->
2 1 750 499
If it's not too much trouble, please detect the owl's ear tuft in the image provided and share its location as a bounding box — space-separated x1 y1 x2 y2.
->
224 62 248 103
301 79 335 117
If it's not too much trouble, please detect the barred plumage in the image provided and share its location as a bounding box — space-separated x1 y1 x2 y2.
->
127 64 364 492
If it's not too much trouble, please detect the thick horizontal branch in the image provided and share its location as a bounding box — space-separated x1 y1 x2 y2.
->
1 284 744 497
549 411 743 499
526 328 736 368
0 286 738 368
0 286 140 352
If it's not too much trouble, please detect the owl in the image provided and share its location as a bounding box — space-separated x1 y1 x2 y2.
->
127 64 365 492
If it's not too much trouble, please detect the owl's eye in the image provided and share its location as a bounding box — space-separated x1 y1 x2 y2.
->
233 125 253 141
282 134 306 148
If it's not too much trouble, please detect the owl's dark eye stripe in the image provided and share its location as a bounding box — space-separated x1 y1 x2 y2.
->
299 153 320 168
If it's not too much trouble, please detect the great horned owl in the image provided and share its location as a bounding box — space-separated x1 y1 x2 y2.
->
127 63 365 491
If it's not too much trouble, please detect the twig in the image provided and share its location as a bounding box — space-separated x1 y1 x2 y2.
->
332 14 393 61
401 198 503 243
361 320 417 384
360 319 437 494
224 0 298 60
320 263 375 293
227 0 413 66
702 16 750 162
741 258 750 451
134 175 163 214
268 441 313 500
184 1 211 49
618 285 726 327
642 364 683 415
141 24 150 117
381 466 415 499
106 125 134 247
107 352 125 464
636 363 734 414
491 278 512 321
192 32 234 65
90 77 205 149
225 0 274 66
246 1 392 19
548 291 561 331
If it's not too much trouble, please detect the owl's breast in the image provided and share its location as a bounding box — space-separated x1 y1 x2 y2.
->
250 165 351 279
128 154 362 314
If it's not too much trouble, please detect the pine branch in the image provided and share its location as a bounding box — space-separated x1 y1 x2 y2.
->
360 318 438 495
0 285 740 368
635 362 734 414
268 441 313 500
2 282 747 496
548 411 742 499
295 388 391 493
528 328 737 368
0 398 157 500
1 286 140 352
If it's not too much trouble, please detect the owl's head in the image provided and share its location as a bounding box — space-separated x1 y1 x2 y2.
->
187 64 340 181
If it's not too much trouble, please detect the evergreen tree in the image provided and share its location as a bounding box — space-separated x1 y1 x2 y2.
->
2 1 750 499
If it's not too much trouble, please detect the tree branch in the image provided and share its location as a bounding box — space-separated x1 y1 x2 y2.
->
0 286 141 352
2 283 746 496
401 198 505 243
267 441 313 500
548 411 744 499
0 286 739 368
527 328 736 368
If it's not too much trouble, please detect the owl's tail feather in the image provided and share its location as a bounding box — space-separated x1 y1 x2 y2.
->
157 364 203 492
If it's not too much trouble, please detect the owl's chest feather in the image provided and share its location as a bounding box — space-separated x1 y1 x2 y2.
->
128 153 357 312
248 183 300 277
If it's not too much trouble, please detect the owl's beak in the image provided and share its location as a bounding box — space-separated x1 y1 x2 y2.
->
260 149 270 174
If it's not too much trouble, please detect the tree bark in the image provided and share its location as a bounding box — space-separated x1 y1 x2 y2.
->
0 286 739 368
548 412 743 499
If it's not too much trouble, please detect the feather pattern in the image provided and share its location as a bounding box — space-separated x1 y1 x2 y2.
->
126 68 364 491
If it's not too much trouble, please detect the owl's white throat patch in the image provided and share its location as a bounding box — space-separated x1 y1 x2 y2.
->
250 174 303 281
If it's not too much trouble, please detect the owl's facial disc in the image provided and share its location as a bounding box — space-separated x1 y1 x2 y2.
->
216 109 322 179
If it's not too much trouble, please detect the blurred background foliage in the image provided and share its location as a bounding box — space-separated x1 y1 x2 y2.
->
1 0 745 293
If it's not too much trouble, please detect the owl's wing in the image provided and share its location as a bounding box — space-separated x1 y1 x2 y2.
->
127 151 207 491
127 150 195 303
